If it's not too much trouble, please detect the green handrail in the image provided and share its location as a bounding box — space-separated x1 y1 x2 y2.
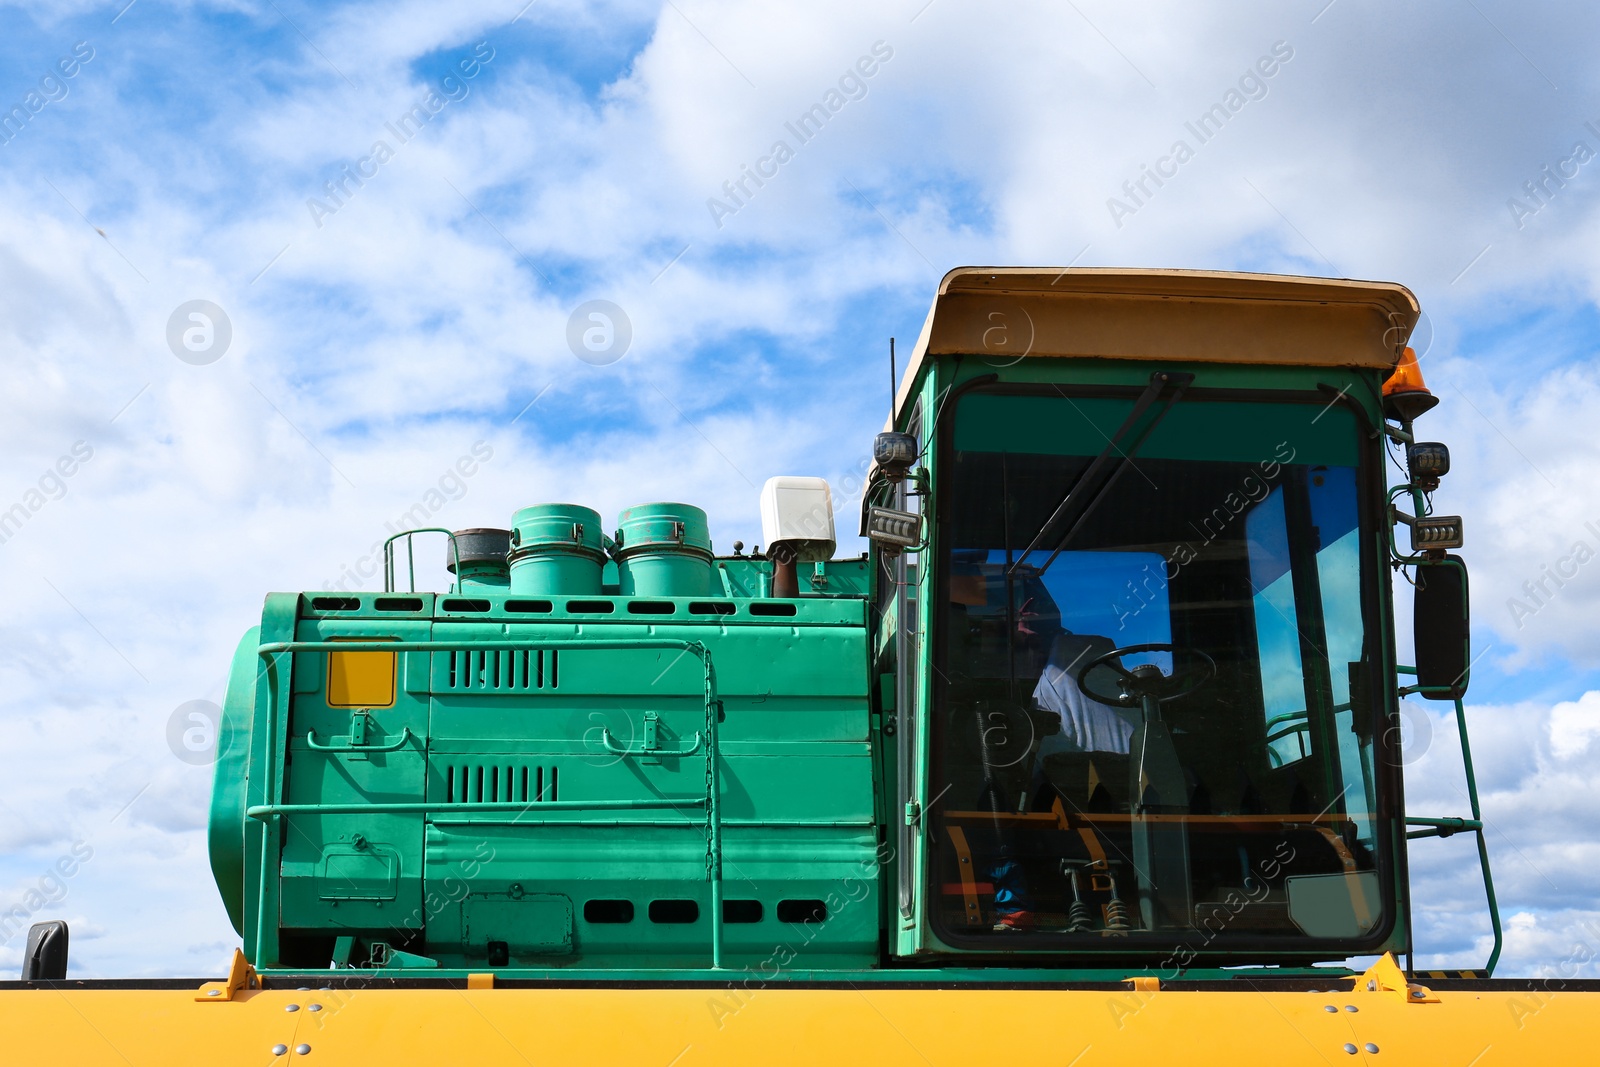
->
1395 665 1501 974
381 528 461 593
248 798 704 818
253 637 724 969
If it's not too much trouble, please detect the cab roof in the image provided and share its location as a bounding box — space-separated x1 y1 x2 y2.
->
893 267 1420 419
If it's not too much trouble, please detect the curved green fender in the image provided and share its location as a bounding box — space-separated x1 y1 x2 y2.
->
207 626 260 936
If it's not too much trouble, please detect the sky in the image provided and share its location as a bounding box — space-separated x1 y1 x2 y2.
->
0 0 1598 981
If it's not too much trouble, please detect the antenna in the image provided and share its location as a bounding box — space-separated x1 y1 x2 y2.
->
889 337 896 417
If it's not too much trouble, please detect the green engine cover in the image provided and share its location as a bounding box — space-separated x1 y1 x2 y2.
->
208 626 261 937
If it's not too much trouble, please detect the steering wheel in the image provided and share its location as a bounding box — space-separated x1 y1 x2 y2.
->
1074 642 1215 708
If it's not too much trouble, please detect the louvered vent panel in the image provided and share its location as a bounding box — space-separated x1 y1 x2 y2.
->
441 648 558 692
441 762 560 804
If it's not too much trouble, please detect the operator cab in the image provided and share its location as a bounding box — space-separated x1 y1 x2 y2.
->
868 268 1460 968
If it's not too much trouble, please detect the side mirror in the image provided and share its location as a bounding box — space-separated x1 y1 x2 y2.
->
1413 555 1470 700
21 920 68 981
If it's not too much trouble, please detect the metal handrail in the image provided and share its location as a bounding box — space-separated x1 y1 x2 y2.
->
1395 665 1501 974
1264 703 1353 745
248 798 703 818
253 637 724 969
382 528 462 593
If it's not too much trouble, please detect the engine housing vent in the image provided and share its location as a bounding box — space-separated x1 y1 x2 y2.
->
440 761 560 804
440 648 558 692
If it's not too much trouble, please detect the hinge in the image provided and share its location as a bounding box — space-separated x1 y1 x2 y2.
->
196 948 257 1002
1353 952 1438 1004
904 800 921 825
643 709 660 765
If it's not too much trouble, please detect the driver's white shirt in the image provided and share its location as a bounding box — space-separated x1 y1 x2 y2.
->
1032 632 1140 755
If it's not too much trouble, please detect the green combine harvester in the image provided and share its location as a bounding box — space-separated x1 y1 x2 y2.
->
4 268 1594 1063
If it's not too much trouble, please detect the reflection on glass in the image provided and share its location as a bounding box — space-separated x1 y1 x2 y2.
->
932 393 1383 951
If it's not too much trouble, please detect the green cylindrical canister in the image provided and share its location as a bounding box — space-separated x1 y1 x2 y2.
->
447 528 511 592
507 504 606 595
614 502 714 597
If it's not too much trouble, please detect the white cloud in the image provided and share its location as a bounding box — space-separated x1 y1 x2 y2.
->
1412 358 1600 669
2 0 1600 978
1549 691 1600 759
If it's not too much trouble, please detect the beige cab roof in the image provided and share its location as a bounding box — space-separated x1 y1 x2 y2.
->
892 267 1419 420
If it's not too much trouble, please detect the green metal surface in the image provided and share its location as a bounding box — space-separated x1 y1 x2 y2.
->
455 564 509 593
207 626 261 936
218 588 871 971
206 331 1496 987
957 393 1361 466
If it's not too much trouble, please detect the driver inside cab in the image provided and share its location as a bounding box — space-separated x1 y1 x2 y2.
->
1033 631 1139 755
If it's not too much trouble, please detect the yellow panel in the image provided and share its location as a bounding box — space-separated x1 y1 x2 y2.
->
327 648 395 708
3 982 1597 1064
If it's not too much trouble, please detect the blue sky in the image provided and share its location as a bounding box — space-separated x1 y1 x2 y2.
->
1 0 1599 979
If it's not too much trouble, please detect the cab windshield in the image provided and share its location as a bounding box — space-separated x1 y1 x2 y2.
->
931 387 1387 957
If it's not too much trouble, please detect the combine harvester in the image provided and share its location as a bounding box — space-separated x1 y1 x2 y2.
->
5 268 1590 1062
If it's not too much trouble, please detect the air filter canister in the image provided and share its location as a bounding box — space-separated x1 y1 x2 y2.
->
447 528 511 592
614 502 714 597
507 504 606 595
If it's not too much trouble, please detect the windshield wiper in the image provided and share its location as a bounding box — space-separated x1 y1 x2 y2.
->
1008 370 1193 580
